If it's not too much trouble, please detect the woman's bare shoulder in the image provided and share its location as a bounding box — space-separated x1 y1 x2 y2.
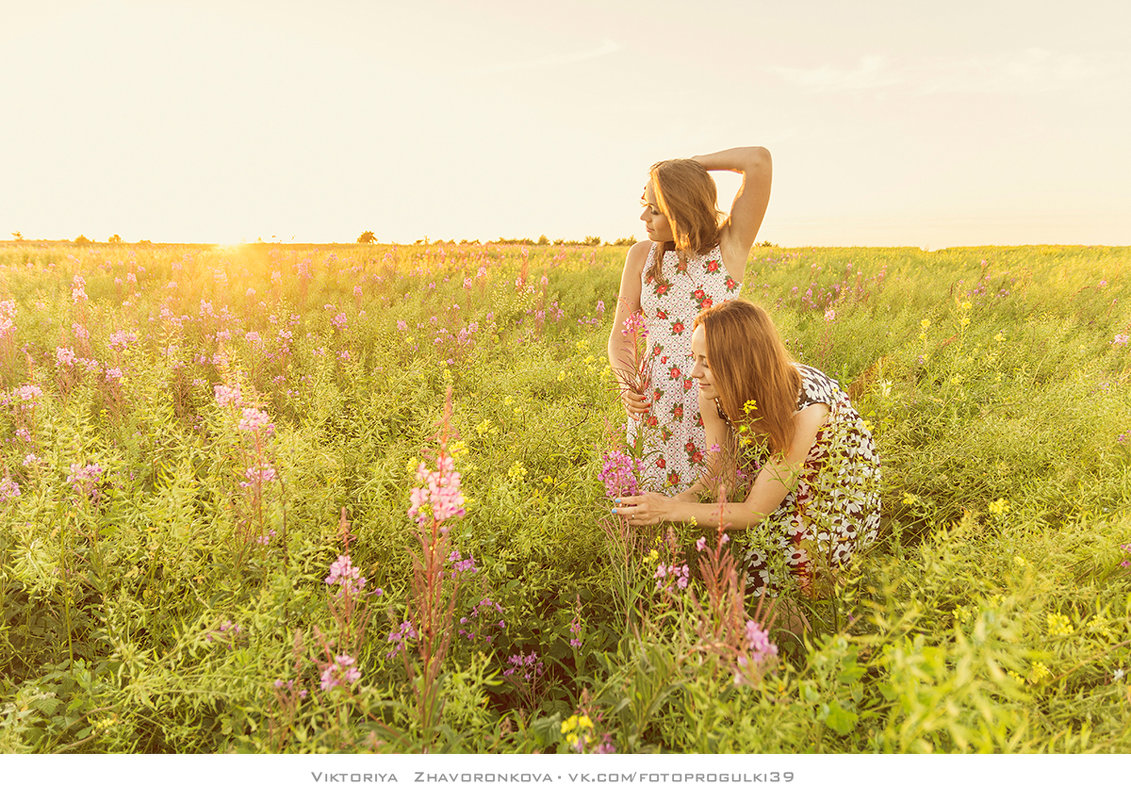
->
626 239 653 263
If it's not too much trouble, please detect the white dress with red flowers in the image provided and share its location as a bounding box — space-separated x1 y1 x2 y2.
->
628 242 741 493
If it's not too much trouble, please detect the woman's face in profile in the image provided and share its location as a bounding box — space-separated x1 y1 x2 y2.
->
639 183 674 243
690 325 718 400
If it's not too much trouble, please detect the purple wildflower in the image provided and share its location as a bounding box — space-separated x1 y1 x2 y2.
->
599 450 642 499
325 554 367 597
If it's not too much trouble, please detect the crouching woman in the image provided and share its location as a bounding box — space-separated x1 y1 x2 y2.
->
613 298 881 597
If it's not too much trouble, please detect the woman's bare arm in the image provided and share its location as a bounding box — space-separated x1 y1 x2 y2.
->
692 146 772 281
614 402 828 529
607 240 651 420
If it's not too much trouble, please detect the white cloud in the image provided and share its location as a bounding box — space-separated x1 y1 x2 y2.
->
767 55 900 92
914 48 1131 95
768 49 1131 96
476 38 622 75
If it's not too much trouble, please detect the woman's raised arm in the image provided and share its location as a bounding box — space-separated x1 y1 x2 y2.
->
692 146 772 280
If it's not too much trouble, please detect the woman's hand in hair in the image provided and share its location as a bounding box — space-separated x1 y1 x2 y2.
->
692 146 772 280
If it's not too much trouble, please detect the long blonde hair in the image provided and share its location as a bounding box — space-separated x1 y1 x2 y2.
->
695 299 800 456
646 159 722 284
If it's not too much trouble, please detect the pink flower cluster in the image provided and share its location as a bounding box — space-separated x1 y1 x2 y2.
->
56 346 77 367
742 620 778 664
71 275 87 303
0 478 20 502
386 620 418 658
654 562 690 593
67 462 103 496
238 407 274 435
325 554 367 597
1114 334 1129 346
407 454 465 529
109 329 139 351
503 650 545 683
320 653 361 692
569 616 583 648
273 678 308 699
12 384 43 405
621 311 648 339
205 619 244 646
240 463 276 488
458 597 506 644
214 384 242 407
448 549 478 575
1120 543 1131 570
598 450 642 499
0 299 15 335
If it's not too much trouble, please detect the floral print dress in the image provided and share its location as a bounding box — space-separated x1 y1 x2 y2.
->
628 242 741 493
737 365 882 596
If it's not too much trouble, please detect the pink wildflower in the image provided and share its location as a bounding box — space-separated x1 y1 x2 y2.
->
0 299 15 334
67 462 103 497
325 554 367 596
0 478 20 502
13 384 43 404
212 383 241 406
320 653 361 692
743 620 779 663
407 454 466 529
598 450 642 499
240 463 276 487
238 407 274 435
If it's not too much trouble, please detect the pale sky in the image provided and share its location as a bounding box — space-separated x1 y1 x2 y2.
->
2 0 1129 248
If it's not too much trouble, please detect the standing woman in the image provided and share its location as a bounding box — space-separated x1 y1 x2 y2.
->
613 299 881 598
607 147 772 494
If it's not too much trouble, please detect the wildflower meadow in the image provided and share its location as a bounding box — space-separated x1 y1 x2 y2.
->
0 241 1129 753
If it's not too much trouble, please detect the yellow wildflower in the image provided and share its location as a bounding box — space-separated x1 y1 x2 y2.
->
1046 613 1074 637
988 498 1010 517
1027 662 1051 684
507 462 527 481
902 492 918 506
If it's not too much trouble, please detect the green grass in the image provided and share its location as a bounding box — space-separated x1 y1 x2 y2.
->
0 241 1128 753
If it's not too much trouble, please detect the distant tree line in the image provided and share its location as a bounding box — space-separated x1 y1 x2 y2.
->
356 231 640 247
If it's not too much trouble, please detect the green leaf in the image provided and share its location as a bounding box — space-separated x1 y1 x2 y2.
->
824 701 858 736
